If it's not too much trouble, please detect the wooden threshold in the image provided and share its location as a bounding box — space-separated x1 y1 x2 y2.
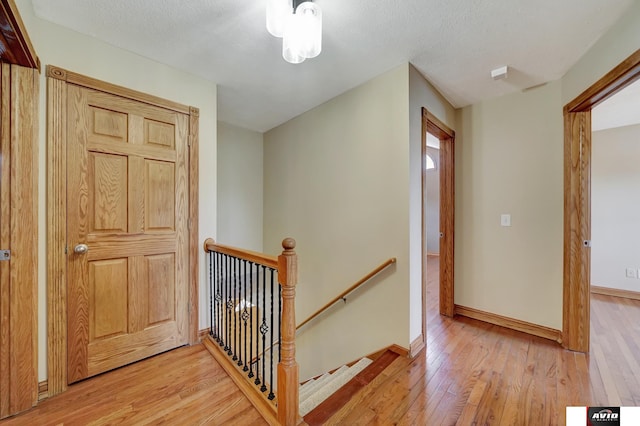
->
454 305 563 344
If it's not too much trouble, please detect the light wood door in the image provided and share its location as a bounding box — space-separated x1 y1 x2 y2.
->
66 85 189 383
0 63 39 418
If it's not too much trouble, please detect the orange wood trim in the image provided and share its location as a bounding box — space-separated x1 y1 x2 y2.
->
387 344 409 357
562 110 592 353
423 108 455 139
565 49 640 113
277 238 301 426
562 51 640 354
202 337 280 426
296 258 397 331
46 66 191 114
422 107 455 325
188 108 199 345
0 0 40 70
46 72 68 397
591 285 640 301
0 64 39 418
204 238 279 269
454 305 562 343
0 63 10 417
197 328 210 342
409 335 425 358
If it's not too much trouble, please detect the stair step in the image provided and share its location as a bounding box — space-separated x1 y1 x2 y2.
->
299 358 372 416
299 371 333 403
303 350 401 426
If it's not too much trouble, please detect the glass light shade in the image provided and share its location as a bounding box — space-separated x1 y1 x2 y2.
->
294 2 322 58
282 12 306 64
266 0 290 37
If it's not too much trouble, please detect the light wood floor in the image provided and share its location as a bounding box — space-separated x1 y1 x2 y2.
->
1 344 266 425
4 256 639 425
324 256 640 425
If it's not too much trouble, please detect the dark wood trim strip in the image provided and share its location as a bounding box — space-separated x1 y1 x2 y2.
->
46 66 191 114
0 0 40 70
454 304 562 344
591 285 640 301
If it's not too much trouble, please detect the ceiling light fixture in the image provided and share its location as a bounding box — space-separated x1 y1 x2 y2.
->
267 0 322 64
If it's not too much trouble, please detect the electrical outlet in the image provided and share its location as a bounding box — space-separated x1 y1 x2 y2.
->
626 268 638 279
500 214 511 227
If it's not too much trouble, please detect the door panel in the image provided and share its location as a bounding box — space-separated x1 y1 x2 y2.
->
67 84 189 384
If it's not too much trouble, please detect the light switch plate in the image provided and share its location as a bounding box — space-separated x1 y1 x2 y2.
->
500 214 511 227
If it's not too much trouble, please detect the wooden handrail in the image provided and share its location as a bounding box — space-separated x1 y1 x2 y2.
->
296 257 396 331
203 238 278 269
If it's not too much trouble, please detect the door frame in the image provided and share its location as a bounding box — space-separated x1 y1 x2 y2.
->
563 49 640 352
421 107 455 339
46 66 200 396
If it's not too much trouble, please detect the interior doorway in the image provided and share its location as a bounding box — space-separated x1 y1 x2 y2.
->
563 49 640 352
421 108 455 340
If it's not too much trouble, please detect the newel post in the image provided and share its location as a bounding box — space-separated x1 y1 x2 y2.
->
277 238 300 425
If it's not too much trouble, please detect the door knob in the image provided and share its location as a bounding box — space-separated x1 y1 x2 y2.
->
74 244 89 254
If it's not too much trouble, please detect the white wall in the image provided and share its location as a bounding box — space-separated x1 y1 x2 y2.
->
264 65 410 380
591 124 640 292
217 122 264 251
15 0 218 381
455 81 564 329
408 64 456 342
425 147 440 253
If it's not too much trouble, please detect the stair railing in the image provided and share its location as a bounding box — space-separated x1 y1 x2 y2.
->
296 257 396 330
203 238 299 426
255 257 397 363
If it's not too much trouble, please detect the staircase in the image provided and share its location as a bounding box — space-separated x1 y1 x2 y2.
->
299 349 401 425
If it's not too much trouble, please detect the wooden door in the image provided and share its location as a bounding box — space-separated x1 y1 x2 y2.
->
0 63 39 418
66 85 189 383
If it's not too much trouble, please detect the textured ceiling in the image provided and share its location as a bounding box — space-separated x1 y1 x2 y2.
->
31 0 635 132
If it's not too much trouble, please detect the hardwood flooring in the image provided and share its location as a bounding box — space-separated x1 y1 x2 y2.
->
3 255 639 425
324 255 640 425
1 344 266 425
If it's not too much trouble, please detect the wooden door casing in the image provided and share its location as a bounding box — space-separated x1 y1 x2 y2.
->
65 84 190 383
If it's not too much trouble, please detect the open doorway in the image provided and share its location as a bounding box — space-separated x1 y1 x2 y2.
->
563 49 640 352
421 108 455 340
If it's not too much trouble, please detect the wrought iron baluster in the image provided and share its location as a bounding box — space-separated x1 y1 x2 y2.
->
260 265 268 393
236 258 242 365
232 257 238 361
209 250 213 338
242 260 249 371
254 265 261 386
217 253 223 345
278 280 282 363
268 268 275 400
248 262 255 379
226 254 232 353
